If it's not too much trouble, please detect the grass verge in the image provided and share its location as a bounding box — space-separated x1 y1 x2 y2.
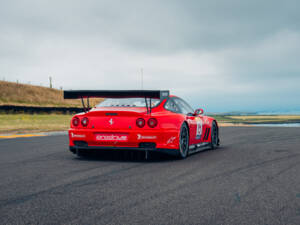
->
1 114 300 135
0 114 72 134
0 80 102 107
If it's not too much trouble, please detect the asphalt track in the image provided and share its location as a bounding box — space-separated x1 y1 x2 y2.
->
1 127 300 225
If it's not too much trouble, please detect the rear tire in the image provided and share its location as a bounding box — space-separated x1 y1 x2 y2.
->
178 123 189 159
210 121 219 150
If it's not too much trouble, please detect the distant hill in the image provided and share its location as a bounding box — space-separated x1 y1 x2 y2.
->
0 81 102 107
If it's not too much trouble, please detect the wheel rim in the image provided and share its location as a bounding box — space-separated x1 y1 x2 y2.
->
180 126 188 156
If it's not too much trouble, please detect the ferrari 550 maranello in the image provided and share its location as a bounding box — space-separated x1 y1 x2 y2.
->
64 90 220 159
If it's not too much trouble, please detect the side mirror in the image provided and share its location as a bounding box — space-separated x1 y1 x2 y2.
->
194 108 204 116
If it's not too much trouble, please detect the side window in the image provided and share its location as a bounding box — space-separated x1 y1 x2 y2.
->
173 98 194 115
165 99 180 113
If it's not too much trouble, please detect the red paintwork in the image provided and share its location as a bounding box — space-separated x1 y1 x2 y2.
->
68 97 217 152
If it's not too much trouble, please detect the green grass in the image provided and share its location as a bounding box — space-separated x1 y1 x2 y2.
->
0 80 102 107
0 114 72 134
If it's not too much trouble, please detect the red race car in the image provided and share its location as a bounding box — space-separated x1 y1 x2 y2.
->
64 90 220 159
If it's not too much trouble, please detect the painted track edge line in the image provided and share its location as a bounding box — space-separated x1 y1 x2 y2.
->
0 131 68 139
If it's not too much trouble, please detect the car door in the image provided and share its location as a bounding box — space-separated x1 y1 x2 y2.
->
172 97 203 145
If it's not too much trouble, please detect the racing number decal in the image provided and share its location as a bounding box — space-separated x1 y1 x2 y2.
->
196 118 203 140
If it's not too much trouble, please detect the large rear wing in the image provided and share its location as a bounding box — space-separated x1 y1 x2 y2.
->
63 90 169 100
63 90 169 113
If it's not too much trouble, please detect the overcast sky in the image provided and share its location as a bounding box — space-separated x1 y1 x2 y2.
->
1 0 299 112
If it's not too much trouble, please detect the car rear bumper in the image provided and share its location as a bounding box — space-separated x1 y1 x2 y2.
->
68 128 180 151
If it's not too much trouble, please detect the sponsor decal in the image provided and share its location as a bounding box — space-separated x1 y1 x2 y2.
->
204 117 210 125
95 134 128 141
196 118 203 140
197 143 207 148
71 133 86 138
166 136 176 144
137 134 157 140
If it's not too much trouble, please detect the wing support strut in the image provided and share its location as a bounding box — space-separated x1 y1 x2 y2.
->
80 96 90 113
144 97 153 115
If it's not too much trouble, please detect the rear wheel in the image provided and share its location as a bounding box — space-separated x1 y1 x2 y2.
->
178 123 189 159
210 121 219 150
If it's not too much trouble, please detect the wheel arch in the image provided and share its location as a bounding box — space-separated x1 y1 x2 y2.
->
183 121 190 133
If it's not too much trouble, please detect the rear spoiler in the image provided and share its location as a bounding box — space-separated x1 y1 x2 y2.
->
63 90 169 113
63 90 169 100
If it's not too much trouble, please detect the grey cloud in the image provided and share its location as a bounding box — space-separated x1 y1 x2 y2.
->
2 0 300 52
0 0 300 112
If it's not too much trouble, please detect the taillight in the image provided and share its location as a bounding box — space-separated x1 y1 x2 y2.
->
72 117 80 126
136 118 145 128
147 118 158 128
81 117 89 127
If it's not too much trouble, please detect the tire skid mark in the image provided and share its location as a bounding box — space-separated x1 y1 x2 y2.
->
242 160 300 200
62 156 178 190
0 147 66 169
120 158 300 224
0 153 60 170
67 152 300 224
0 163 144 208
177 152 300 189
208 160 300 225
0 162 116 190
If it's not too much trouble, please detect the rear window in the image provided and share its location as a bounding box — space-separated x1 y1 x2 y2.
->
97 98 161 107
